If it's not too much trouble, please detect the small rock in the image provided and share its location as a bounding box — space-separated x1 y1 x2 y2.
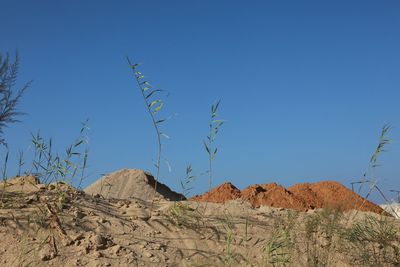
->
152 210 161 216
40 196 50 202
143 251 153 258
72 233 84 242
150 256 160 263
84 244 90 254
90 234 114 250
39 247 55 261
62 237 74 246
37 184 46 190
90 234 108 249
88 211 96 216
110 245 122 255
98 217 107 224
138 241 148 249
26 194 38 203
137 213 150 221
48 184 56 190
92 251 102 258
73 210 85 219
152 243 162 250
161 254 169 261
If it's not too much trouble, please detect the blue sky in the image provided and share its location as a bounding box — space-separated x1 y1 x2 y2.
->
1 1 399 203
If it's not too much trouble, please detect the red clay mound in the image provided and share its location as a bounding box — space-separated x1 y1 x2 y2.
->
191 180 388 215
241 183 308 211
191 182 241 203
288 181 385 214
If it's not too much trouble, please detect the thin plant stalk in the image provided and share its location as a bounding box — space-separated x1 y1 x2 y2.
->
351 124 392 219
127 57 167 214
1 151 9 189
357 124 391 195
180 164 196 200
203 100 224 215
17 149 24 177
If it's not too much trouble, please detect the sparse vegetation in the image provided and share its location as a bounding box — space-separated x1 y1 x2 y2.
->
168 201 199 228
263 211 297 266
30 121 89 187
344 215 400 266
264 228 293 266
220 210 235 265
304 208 343 266
0 51 30 147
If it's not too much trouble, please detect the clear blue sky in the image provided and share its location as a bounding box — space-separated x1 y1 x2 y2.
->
1 1 399 203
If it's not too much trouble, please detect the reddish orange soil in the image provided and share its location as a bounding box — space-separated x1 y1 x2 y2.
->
191 181 387 215
191 182 241 203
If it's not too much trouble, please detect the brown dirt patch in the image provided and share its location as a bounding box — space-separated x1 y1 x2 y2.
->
240 183 309 211
190 182 240 203
191 180 387 215
289 181 385 214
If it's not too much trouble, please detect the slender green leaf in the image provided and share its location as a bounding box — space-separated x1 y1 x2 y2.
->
203 141 210 154
145 89 162 99
74 140 84 148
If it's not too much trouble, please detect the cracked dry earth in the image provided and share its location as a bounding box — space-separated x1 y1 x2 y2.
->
1 175 400 267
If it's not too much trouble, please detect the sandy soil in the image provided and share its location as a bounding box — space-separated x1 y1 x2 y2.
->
1 171 399 267
84 169 185 201
380 203 400 219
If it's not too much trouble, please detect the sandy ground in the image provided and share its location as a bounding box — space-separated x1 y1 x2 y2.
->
1 172 399 267
84 169 185 201
380 204 400 219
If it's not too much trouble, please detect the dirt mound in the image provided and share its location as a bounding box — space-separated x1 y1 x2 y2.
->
191 182 240 203
191 180 387 215
84 169 185 201
241 183 310 211
289 181 385 214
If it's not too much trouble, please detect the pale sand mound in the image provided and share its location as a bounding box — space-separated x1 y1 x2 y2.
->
2 175 41 193
380 203 400 218
84 169 185 201
192 180 388 215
